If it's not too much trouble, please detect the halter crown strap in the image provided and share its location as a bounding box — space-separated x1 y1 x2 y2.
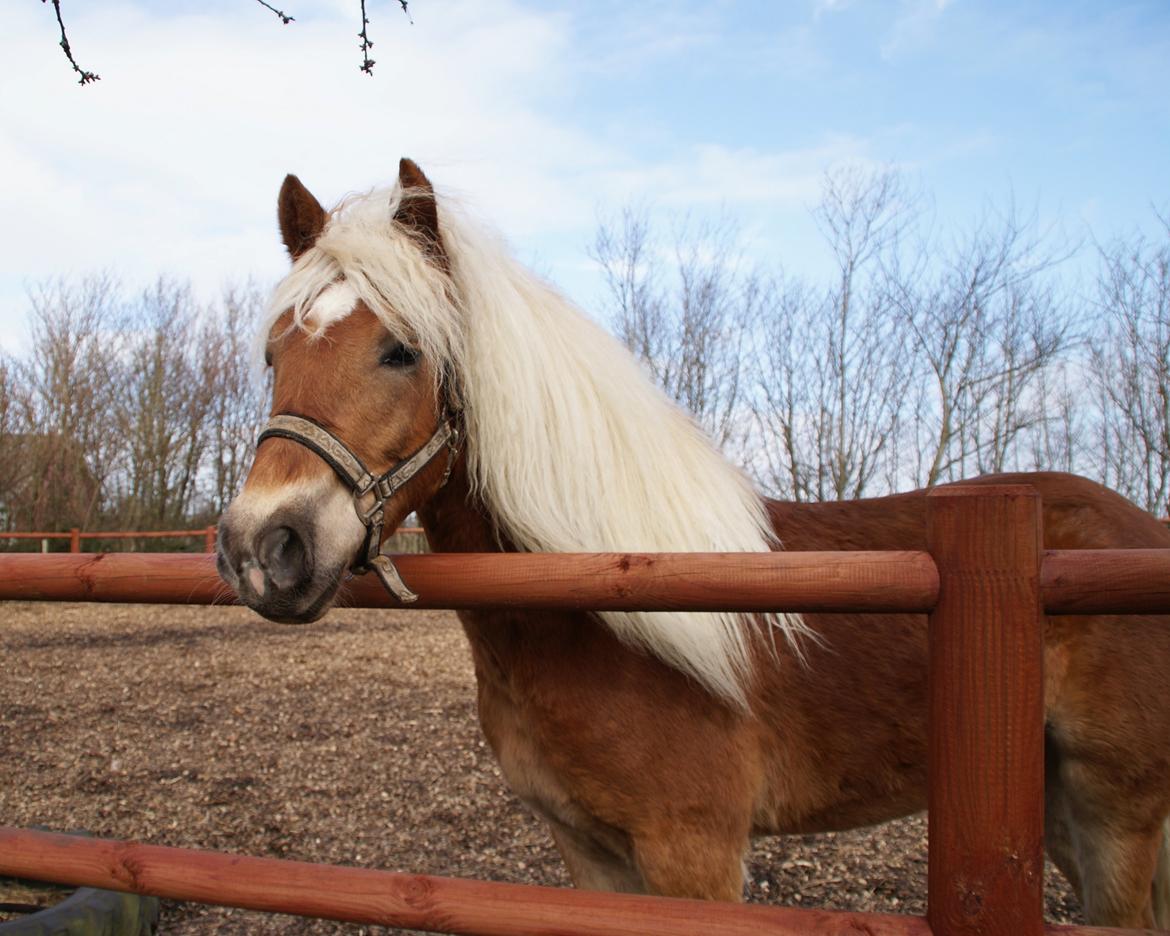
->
257 413 460 603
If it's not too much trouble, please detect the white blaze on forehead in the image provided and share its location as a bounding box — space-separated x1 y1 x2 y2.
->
307 280 359 329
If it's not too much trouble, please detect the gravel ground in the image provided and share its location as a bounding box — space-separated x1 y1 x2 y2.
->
0 601 1082 933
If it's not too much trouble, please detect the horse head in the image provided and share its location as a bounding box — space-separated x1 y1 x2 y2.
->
217 159 458 623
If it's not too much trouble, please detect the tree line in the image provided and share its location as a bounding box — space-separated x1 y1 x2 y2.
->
595 168 1170 516
1 167 1167 547
0 276 265 543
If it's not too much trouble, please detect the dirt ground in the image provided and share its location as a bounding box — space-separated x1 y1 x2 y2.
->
0 601 1082 933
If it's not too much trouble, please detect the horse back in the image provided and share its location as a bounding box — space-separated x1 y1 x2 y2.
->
766 471 1170 552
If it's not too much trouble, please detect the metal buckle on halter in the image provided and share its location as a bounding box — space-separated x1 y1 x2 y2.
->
441 424 461 487
355 489 384 526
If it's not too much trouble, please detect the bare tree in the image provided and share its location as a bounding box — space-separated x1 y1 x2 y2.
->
0 274 272 539
0 356 29 530
1022 360 1084 475
13 274 124 532
203 282 270 515
887 200 1073 487
1089 213 1170 515
112 278 219 531
592 206 759 458
752 167 913 500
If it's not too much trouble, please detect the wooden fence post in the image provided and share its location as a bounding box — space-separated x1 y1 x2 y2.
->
69 528 80 553
926 485 1045 936
204 526 217 553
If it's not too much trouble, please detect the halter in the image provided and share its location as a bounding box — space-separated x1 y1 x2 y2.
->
257 412 460 603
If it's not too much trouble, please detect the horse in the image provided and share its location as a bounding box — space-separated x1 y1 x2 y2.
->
216 158 1170 929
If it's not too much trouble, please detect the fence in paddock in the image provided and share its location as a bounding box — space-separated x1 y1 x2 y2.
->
1 526 220 553
0 526 428 554
1 485 1168 936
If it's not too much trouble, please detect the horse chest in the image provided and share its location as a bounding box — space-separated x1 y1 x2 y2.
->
460 618 584 827
470 659 598 835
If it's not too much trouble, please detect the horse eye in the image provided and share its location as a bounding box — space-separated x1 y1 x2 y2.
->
264 349 273 368
380 343 420 368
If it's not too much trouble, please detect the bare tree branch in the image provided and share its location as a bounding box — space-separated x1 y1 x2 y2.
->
592 205 759 460
42 0 99 85
358 0 375 75
44 1 418 83
1089 212 1170 513
358 0 412 75
254 0 295 25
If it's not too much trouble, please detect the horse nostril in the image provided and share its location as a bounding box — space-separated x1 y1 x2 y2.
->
257 525 308 591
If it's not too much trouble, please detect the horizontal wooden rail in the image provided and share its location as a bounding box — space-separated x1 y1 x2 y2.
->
0 527 423 540
0 828 1123 936
3 529 208 540
1041 549 1170 614
2 527 222 554
0 549 1168 614
0 551 940 613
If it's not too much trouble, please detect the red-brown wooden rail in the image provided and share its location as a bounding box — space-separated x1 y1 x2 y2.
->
2 526 426 553
0 548 1166 615
0 550 938 612
0 487 1165 936
0 826 1136 936
2 527 219 553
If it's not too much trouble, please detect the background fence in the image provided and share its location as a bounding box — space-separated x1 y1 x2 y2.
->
0 526 428 554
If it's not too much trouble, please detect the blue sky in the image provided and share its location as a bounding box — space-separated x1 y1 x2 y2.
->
1 0 1167 351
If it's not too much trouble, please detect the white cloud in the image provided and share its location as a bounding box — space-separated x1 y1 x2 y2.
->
0 1 887 352
0 1 610 344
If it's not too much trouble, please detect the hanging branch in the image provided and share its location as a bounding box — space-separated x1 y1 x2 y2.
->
42 0 99 85
358 0 412 76
358 0 376 75
254 0 295 25
44 0 412 84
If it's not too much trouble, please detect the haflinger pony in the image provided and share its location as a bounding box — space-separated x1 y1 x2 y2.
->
218 158 1170 928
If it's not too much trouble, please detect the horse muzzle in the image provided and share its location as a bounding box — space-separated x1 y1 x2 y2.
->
217 497 351 624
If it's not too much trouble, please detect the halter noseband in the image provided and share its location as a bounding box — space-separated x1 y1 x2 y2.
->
256 412 460 602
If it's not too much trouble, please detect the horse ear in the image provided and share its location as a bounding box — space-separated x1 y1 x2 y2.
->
278 174 326 260
393 158 446 268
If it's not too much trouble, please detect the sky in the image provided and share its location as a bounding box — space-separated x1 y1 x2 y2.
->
1 0 1168 352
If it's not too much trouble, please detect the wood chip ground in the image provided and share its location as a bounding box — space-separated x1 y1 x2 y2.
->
0 602 1081 933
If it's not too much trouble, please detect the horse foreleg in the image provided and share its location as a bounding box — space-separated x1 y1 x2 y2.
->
1048 736 1168 928
631 826 748 901
548 819 645 893
1152 821 1170 930
1074 819 1164 928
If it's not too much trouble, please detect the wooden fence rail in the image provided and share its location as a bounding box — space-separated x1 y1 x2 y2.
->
0 547 1166 615
1 527 219 553
0 527 427 554
0 486 1164 936
0 826 1106 936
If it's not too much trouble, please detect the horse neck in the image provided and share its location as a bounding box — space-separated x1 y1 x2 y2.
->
415 450 593 685
416 451 505 554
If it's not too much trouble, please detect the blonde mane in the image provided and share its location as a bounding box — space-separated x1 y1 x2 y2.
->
264 183 806 707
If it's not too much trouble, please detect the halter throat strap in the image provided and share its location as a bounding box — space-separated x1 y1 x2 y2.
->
257 413 460 602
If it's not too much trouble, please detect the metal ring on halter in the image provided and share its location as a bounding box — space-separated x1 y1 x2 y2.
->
257 412 460 603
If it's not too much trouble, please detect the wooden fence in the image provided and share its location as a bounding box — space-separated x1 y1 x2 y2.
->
0 485 1166 935
0 526 428 554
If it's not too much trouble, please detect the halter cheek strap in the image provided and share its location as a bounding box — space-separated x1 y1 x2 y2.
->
257 413 460 602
